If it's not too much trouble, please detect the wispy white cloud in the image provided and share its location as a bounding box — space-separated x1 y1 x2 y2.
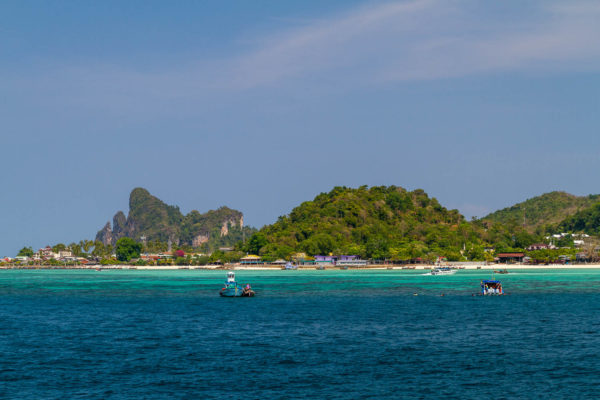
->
5 0 600 115
223 0 600 87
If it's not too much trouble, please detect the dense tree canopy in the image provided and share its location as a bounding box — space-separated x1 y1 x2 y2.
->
52 243 66 253
558 203 600 235
250 185 535 261
115 237 142 262
17 247 33 257
483 191 600 233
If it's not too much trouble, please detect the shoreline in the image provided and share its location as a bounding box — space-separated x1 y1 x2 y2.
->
3 264 600 270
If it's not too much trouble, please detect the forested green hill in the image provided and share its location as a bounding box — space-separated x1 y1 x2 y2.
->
558 202 600 235
245 186 531 261
483 191 599 233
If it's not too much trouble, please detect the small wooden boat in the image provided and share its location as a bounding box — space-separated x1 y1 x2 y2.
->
494 269 509 274
219 272 255 297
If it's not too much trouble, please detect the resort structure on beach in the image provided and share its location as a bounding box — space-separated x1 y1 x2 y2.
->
6 246 87 264
314 255 368 267
4 243 600 269
4 221 599 271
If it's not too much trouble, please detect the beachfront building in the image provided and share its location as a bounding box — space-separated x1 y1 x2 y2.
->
240 255 262 265
60 256 81 263
39 246 54 258
58 250 73 258
576 252 590 262
140 253 176 262
337 255 367 267
314 255 336 266
141 253 159 262
496 252 525 264
32 246 61 260
291 253 315 266
314 255 366 266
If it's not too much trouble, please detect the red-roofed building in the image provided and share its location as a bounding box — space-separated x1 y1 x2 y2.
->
39 246 54 257
496 253 525 263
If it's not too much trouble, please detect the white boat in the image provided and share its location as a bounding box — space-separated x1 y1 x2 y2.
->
284 262 298 270
430 267 456 275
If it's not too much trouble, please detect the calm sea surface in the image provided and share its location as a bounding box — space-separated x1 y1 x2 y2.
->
1 269 599 399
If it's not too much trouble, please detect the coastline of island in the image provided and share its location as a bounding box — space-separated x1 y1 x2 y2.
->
3 263 600 270
6 186 600 270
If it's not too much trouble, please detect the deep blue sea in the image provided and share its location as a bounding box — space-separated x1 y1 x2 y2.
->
1 269 600 399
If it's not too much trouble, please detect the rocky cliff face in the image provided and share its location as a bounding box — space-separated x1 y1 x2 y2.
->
96 188 244 248
96 222 113 246
111 211 128 240
220 216 244 236
192 233 210 247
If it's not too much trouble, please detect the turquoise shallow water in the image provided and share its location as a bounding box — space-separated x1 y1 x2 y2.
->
1 269 600 399
3 268 600 296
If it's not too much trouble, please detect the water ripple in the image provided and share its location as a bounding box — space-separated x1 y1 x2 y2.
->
1 269 600 398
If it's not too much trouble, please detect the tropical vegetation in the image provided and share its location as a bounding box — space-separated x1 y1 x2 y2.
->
10 185 600 266
242 186 541 262
115 237 142 262
483 191 600 233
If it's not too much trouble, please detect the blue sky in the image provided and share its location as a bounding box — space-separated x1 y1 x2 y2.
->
1 0 599 256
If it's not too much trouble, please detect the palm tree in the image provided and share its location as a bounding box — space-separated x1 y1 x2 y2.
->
85 239 95 253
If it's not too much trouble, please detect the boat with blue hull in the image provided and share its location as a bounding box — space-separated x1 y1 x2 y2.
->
220 272 255 297
481 279 504 295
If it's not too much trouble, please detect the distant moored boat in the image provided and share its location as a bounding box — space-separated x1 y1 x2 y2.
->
284 262 298 270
